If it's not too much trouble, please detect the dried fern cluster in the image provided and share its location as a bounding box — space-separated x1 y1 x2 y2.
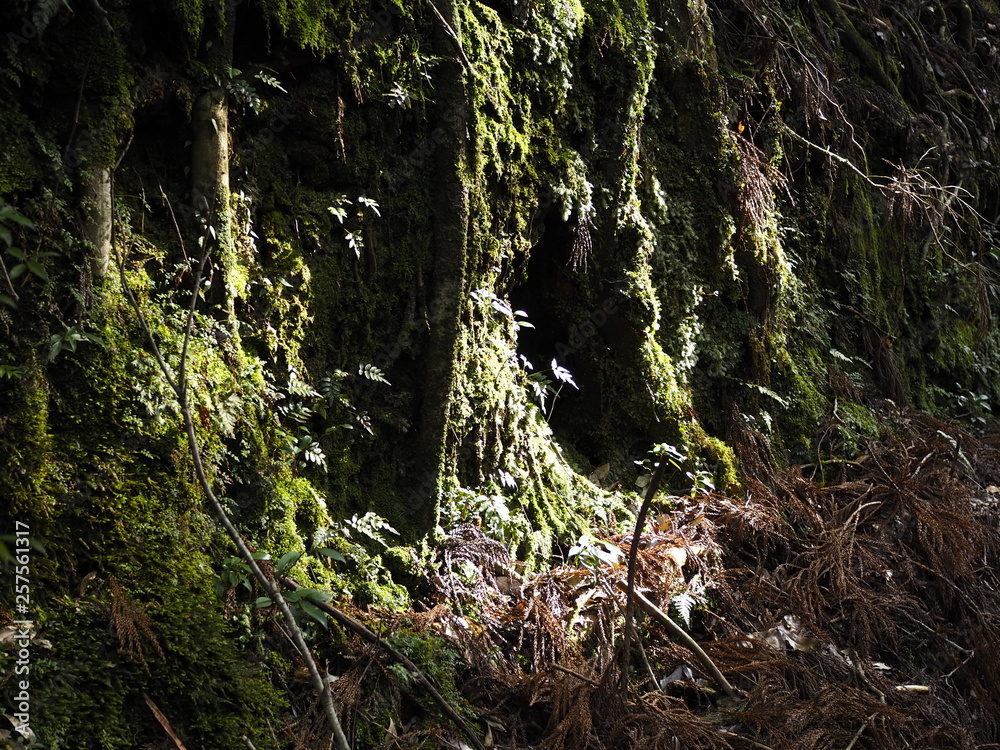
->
303 404 1000 750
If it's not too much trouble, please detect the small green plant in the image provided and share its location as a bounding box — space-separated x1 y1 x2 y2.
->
254 551 336 627
270 364 381 471
525 358 578 418
328 195 380 260
440 486 530 544
214 552 272 595
471 289 579 419
472 288 534 329
645 443 715 497
567 533 623 573
47 325 104 362
215 549 344 629
0 204 42 307
220 67 287 113
358 362 390 384
342 512 400 549
945 384 993 426
385 82 416 109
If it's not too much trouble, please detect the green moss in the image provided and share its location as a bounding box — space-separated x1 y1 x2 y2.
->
5 1 1000 744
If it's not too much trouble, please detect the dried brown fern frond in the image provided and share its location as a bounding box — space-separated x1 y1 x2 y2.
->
537 677 593 750
373 726 449 750
108 575 165 670
611 692 734 750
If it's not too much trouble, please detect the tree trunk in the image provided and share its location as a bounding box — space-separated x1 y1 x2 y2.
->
412 0 471 528
82 166 111 280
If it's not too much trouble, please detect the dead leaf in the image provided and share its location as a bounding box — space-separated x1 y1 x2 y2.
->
664 547 688 571
588 462 610 486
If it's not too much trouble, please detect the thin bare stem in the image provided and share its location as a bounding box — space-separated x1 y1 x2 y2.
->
177 221 212 398
0 254 18 302
620 583 738 698
843 715 874 750
620 458 667 690
281 576 488 750
426 0 479 76
551 662 600 687
116 248 351 750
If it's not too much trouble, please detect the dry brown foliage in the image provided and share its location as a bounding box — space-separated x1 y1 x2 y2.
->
317 404 1000 749
108 574 166 671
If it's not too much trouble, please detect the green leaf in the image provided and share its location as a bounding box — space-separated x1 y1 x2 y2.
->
1 207 34 228
295 588 332 602
254 596 273 608
9 263 25 279
47 339 62 363
0 295 14 308
359 362 390 385
297 598 328 627
250 551 271 560
275 550 302 576
671 593 697 629
0 226 10 246
25 260 48 281
315 547 347 563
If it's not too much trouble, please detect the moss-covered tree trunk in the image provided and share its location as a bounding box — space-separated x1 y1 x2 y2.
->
2 0 1000 746
412 0 471 528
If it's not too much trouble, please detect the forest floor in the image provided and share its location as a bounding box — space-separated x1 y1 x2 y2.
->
281 401 1000 750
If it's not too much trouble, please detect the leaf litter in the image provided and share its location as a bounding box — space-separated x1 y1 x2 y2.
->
301 404 1000 749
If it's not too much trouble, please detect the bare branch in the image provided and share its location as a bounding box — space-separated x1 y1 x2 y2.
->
619 458 666 691
281 576 489 750
116 244 351 750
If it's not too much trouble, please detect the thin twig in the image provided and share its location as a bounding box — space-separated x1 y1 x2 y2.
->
159 185 188 262
843 715 874 750
618 583 739 698
113 130 134 173
0 253 18 302
718 729 775 750
550 662 600 687
426 0 479 76
280 576 488 750
620 458 667 690
63 51 95 164
116 242 351 750
636 637 660 692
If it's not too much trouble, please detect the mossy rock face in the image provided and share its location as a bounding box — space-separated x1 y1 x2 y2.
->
3 0 1000 745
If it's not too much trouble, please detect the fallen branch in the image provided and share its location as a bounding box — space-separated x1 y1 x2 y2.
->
620 458 666 690
280 576 487 750
117 229 350 750
617 581 739 698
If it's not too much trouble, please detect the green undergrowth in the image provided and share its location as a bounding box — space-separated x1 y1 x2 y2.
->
2 0 1000 745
